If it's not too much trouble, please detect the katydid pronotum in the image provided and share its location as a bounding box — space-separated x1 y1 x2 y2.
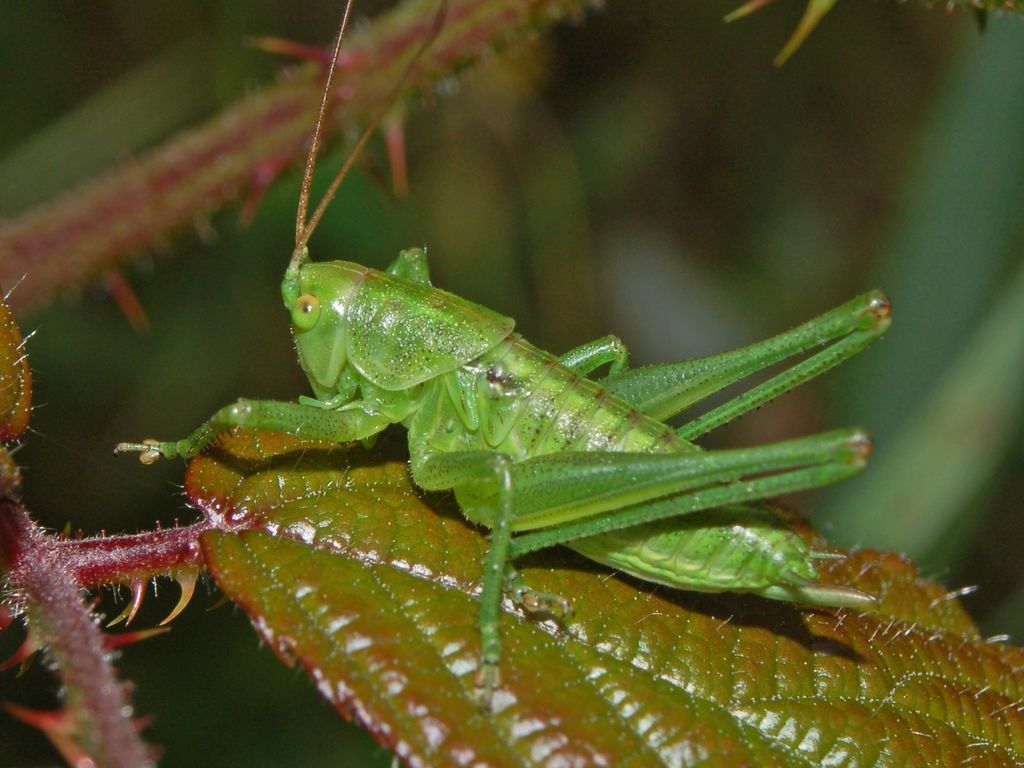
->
116 0 891 700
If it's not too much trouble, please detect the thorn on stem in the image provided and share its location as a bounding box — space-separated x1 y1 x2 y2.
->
723 0 839 66
192 214 217 245
774 0 839 66
246 36 335 66
104 271 150 334
106 579 146 628
724 0 778 23
104 627 171 651
239 155 291 227
0 636 38 671
159 571 198 626
3 703 94 768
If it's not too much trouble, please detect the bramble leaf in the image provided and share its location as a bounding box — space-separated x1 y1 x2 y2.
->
186 429 1024 767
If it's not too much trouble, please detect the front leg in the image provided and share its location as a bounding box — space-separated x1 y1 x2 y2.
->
115 399 390 463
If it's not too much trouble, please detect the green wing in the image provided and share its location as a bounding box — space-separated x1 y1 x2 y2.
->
347 271 515 391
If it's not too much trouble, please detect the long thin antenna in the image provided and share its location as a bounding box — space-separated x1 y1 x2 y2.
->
292 1 449 268
295 0 356 249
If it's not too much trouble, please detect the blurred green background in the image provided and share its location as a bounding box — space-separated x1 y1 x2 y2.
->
2 1 1023 765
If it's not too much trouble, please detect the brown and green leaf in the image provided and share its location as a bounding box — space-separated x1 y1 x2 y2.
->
187 429 1024 767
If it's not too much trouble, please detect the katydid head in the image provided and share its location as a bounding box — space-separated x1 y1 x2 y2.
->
282 1 445 399
282 253 367 398
284 3 448 403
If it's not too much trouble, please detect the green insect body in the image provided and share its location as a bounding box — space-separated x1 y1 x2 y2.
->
121 243 889 694
295 249 880 602
117 4 892 697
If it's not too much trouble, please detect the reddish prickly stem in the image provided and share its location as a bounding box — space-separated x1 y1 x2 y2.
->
0 500 153 767
238 154 293 227
0 0 598 312
385 115 410 198
53 519 210 588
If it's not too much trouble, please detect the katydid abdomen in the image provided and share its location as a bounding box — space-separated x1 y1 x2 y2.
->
412 327 863 607
420 334 689 460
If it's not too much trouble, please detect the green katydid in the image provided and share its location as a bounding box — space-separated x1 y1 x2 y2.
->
116 0 890 698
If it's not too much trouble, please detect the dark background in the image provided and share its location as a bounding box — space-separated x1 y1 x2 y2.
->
1 2 1023 765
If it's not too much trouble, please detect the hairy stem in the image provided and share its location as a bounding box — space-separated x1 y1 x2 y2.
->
0 0 595 313
55 519 211 588
0 499 153 768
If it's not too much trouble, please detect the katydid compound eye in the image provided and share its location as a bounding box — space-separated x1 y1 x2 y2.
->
291 294 321 331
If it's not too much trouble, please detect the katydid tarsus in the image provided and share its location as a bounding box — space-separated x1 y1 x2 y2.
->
116 0 891 700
